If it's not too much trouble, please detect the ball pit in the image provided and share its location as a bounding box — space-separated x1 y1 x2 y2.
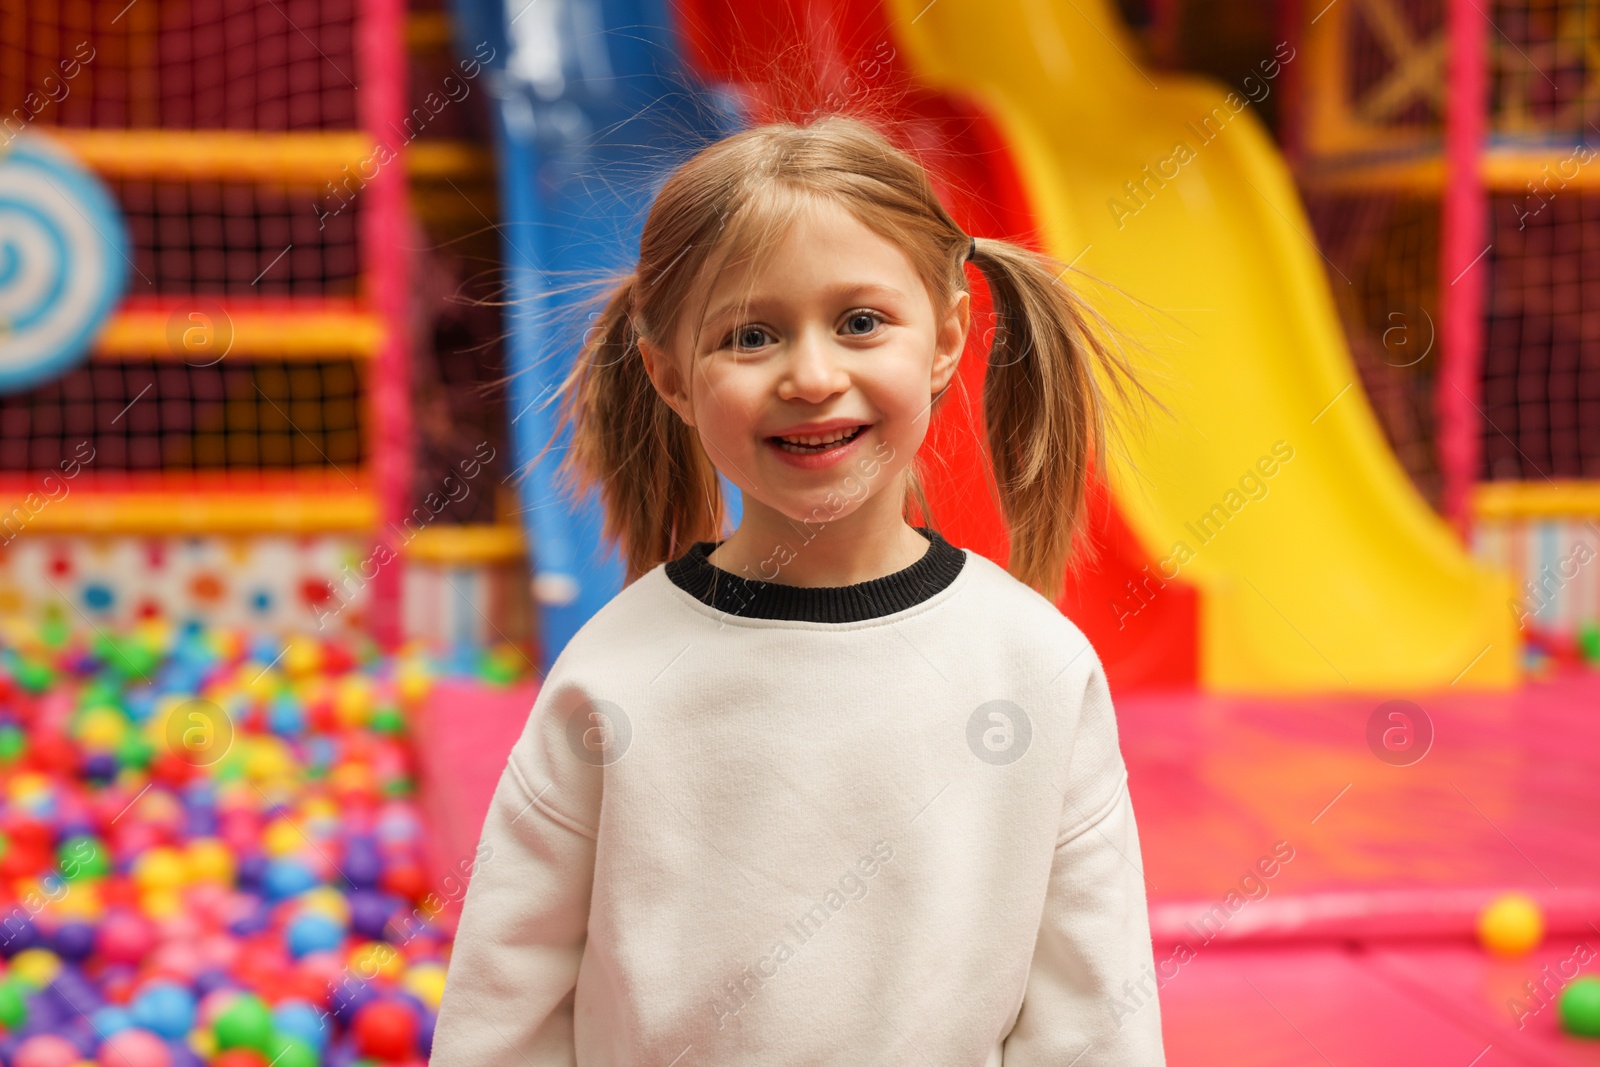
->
0 620 449 1066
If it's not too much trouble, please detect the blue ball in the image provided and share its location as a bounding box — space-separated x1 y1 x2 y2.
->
273 999 331 1052
131 980 197 1039
286 912 345 959
89 1003 135 1035
267 694 306 737
262 858 319 901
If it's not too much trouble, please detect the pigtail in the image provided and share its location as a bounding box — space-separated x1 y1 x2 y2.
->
547 274 724 583
970 239 1158 603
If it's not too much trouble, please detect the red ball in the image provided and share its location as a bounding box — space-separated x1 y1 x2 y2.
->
281 967 334 1008
101 876 140 909
148 749 197 787
352 998 420 1060
98 909 158 965
210 1052 271 1067
380 861 428 903
24 731 77 774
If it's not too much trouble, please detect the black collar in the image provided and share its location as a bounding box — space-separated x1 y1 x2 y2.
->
665 526 966 623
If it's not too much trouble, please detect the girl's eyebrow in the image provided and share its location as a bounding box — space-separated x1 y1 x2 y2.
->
703 282 908 326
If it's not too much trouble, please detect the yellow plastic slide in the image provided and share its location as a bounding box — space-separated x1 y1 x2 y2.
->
890 0 1517 692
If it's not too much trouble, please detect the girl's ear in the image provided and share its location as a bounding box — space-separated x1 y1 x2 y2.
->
931 289 971 396
638 336 697 428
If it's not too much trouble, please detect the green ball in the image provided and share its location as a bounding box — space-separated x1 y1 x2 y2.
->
14 658 54 693
370 706 405 736
1580 621 1600 666
267 1033 320 1067
382 775 415 799
58 834 110 881
1560 976 1600 1037
0 723 25 764
116 732 156 771
0 977 27 1029
39 615 70 650
214 993 276 1051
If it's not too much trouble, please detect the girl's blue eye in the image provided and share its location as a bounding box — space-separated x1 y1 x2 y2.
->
735 326 767 349
844 312 881 336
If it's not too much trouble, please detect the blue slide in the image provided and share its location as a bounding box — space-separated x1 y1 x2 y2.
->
446 0 744 670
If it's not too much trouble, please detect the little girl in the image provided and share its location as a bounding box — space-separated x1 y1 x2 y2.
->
430 114 1166 1065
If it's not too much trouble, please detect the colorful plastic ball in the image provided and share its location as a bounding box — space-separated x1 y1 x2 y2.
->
131 982 198 1038
96 1026 171 1067
271 1000 330 1052
98 910 159 965
352 997 420 1060
51 921 97 961
402 963 448 1011
132 846 188 894
262 858 318 902
0 977 29 1028
263 1034 318 1067
1477 892 1544 957
89 1004 136 1035
286 913 344 959
10 946 63 987
1560 976 1600 1037
208 1052 271 1067
12 1033 81 1067
212 993 275 1052
58 831 112 883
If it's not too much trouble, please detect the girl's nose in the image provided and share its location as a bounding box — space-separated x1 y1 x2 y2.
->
777 328 850 402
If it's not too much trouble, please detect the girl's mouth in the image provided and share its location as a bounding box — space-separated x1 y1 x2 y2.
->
765 423 872 470
769 424 868 454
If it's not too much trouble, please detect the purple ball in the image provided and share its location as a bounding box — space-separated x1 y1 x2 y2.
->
51 922 96 962
347 889 396 940
329 978 379 1024
236 852 268 890
193 967 236 998
0 917 41 956
82 751 120 782
417 1006 436 1058
183 807 219 837
341 842 382 890
24 989 62 1028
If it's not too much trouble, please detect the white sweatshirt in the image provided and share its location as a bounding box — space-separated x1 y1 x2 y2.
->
429 527 1165 1065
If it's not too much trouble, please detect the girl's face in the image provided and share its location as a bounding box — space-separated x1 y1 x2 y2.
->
642 198 969 532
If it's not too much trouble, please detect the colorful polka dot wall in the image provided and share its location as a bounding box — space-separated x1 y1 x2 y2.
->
0 617 456 1066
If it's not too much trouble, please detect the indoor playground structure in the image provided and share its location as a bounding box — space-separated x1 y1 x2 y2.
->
0 0 1597 1063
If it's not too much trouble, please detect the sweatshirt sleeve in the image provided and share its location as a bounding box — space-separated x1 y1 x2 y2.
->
1002 649 1166 1066
428 681 603 1066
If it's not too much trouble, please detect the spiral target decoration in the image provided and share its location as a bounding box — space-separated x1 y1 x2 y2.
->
0 133 130 392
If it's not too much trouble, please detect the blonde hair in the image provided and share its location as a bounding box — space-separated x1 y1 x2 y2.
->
546 113 1153 602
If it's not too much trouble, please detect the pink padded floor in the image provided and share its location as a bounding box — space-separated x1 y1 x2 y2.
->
414 667 1600 1063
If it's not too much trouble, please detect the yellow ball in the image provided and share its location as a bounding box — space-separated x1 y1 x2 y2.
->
398 662 433 705
1478 892 1544 956
76 707 128 751
349 941 404 982
7 772 51 803
300 886 351 925
244 736 295 781
133 846 188 893
284 638 323 676
141 888 184 921
53 879 105 921
402 962 448 1009
186 839 236 885
264 817 304 858
335 675 374 728
189 1028 216 1058
11 947 61 988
